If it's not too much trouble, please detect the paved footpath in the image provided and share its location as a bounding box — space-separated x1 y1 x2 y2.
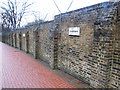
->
0 42 88 88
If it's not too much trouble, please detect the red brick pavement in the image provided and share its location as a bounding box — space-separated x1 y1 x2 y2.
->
0 42 88 88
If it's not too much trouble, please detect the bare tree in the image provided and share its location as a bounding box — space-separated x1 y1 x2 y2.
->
1 0 33 31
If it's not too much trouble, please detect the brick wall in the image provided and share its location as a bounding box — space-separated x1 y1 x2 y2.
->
55 4 96 85
2 1 120 88
12 21 55 68
16 32 21 49
26 28 34 55
109 2 120 88
54 1 120 88
36 21 54 67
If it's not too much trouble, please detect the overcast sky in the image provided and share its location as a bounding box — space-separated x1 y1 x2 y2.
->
1 0 109 26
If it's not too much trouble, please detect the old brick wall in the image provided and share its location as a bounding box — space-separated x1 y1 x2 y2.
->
34 21 55 68
90 2 120 88
16 32 20 49
10 34 13 46
2 1 120 88
13 33 17 47
13 21 55 68
54 2 120 88
109 2 120 88
55 9 95 84
21 31 26 52
90 2 119 88
55 1 100 85
28 28 34 55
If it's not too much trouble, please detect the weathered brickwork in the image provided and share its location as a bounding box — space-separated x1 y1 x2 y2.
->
55 6 96 85
16 33 19 48
54 2 120 88
109 2 120 88
27 28 34 55
13 33 17 47
89 2 119 88
21 32 26 52
10 34 13 46
2 1 120 88
36 22 54 66
16 32 22 49
11 21 55 68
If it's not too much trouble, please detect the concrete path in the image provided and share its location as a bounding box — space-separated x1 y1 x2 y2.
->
0 42 88 88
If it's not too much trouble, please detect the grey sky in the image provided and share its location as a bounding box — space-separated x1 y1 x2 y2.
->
26 0 109 21
1 0 109 26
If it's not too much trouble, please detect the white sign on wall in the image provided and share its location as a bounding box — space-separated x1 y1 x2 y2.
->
22 33 26 37
69 27 80 36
